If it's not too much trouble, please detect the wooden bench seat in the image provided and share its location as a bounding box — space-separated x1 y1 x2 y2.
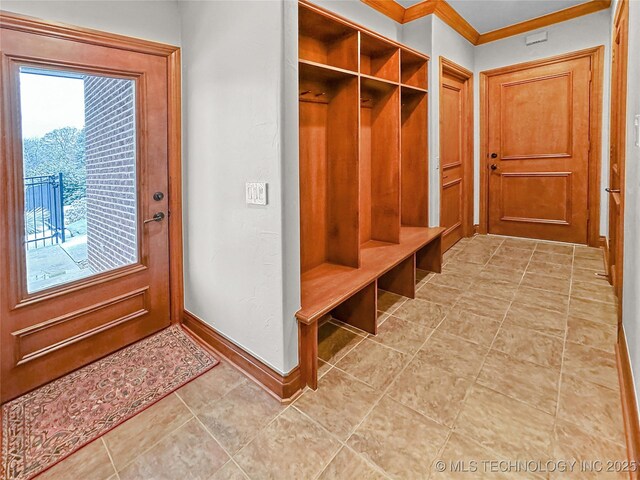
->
296 226 444 389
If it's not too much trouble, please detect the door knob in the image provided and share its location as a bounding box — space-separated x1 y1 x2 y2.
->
153 192 164 201
490 164 498 170
605 188 621 193
144 212 165 224
491 153 498 159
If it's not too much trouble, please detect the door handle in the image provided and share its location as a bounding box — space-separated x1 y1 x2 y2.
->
143 212 165 224
605 188 621 193
490 164 498 170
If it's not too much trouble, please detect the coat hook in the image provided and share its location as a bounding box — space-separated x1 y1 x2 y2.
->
300 90 311 95
362 98 371 103
315 92 326 97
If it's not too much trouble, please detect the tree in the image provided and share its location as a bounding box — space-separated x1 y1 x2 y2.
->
22 127 86 205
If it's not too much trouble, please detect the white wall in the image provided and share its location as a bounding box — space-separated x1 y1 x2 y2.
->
180 0 299 375
474 11 612 232
1 1 181 46
618 0 640 408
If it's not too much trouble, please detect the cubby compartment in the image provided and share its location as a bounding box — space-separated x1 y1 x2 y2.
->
299 62 360 272
360 77 400 245
401 49 428 89
360 33 400 82
401 87 429 227
299 3 358 72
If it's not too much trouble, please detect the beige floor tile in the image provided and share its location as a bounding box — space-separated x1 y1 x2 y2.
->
392 298 448 327
390 357 471 427
501 237 537 250
494 245 535 259
377 290 406 314
526 260 572 279
415 283 463 307
103 393 192 470
478 264 525 283
293 368 380 441
513 286 569 313
318 359 332 379
563 341 618 390
571 280 617 304
369 314 432 354
492 324 563 368
177 362 248 414
443 249 459 264
520 272 571 295
573 255 605 271
469 276 519 301
454 250 493 265
317 447 387 480
572 266 609 283
428 271 476 289
551 420 628 479
454 385 555 459
37 439 116 480
119 419 228 480
437 305 501 346
210 461 249 480
348 396 449 479
535 242 574 256
470 235 504 247
235 407 340 480
318 321 365 364
335 338 407 390
566 316 616 353
488 253 530 271
568 297 617 325
417 331 489 379
558 375 625 444
504 302 567 338
477 350 560 415
454 292 511 321
197 381 283 454
442 260 485 277
574 245 604 259
531 250 573 266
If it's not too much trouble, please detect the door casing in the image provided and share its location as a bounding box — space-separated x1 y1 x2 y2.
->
439 57 473 251
0 11 184 391
479 46 604 247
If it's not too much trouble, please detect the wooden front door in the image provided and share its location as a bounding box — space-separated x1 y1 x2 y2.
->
608 0 628 304
1 24 172 402
440 58 472 252
486 55 592 244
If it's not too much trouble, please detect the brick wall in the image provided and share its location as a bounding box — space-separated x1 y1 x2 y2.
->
84 75 137 273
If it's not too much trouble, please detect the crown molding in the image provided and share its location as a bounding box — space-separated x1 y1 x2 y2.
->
360 0 610 46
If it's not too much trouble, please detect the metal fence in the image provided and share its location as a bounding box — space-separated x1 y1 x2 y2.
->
24 173 65 248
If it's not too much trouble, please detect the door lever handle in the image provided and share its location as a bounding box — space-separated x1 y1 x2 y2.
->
605 188 621 193
144 212 165 224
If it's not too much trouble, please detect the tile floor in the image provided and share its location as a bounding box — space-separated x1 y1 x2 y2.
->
36 235 628 479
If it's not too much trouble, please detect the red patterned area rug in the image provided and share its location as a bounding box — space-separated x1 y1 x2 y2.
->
2 325 219 480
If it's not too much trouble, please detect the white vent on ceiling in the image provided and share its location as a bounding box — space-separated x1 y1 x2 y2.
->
525 31 548 46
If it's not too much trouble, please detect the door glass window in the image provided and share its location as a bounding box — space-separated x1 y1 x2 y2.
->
20 67 138 293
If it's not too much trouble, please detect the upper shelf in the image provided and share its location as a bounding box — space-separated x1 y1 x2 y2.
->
401 49 428 90
299 3 359 72
360 33 400 83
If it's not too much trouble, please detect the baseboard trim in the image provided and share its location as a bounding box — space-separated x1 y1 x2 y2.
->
617 325 640 474
600 235 610 273
182 310 302 403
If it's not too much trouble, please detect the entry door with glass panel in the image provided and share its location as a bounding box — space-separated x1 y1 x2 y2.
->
1 25 172 402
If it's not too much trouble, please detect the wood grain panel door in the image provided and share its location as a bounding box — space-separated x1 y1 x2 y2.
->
1 26 172 401
486 56 592 243
608 0 628 304
440 58 472 252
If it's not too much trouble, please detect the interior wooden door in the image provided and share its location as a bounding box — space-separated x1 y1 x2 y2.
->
440 59 472 252
486 56 592 244
608 0 628 305
0 26 172 402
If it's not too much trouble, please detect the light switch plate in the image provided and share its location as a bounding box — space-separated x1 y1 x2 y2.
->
246 182 268 205
635 115 640 147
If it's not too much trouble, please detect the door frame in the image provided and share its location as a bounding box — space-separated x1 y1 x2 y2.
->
0 11 184 324
439 57 474 245
479 46 604 247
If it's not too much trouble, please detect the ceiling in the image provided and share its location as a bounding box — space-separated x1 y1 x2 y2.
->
397 0 587 33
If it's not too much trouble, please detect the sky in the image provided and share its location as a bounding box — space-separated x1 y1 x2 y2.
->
19 70 85 139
